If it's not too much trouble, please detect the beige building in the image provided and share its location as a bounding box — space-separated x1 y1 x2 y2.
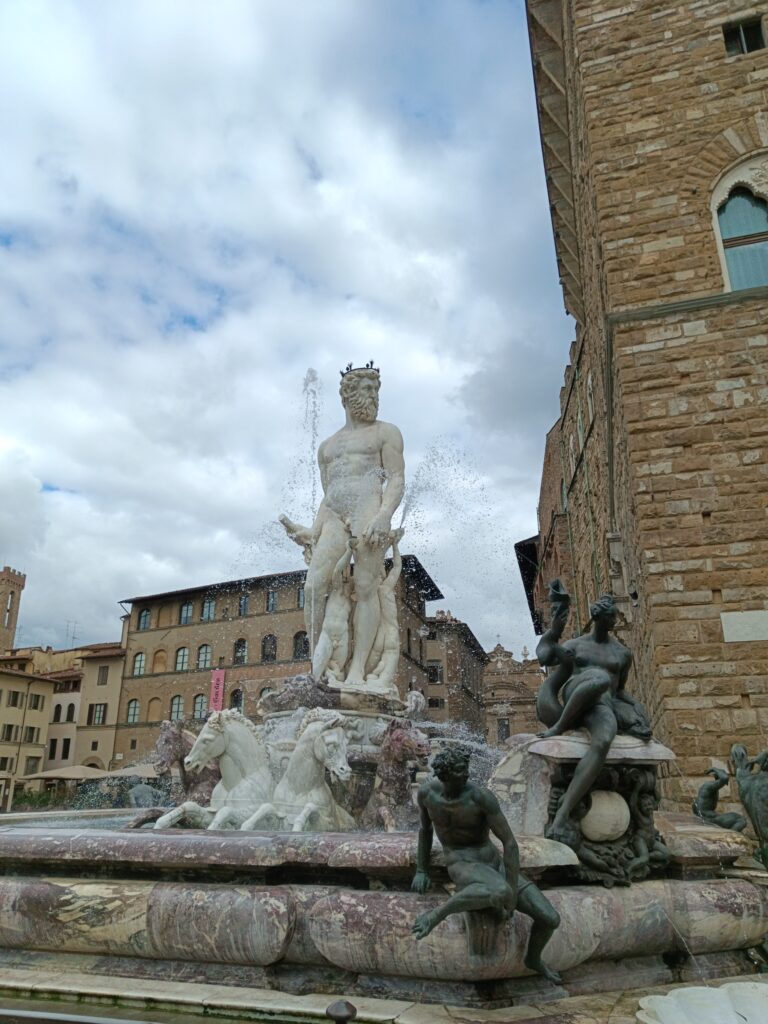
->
483 646 541 745
521 0 768 805
423 611 488 735
73 644 125 770
0 667 55 809
1 642 125 773
115 558 442 765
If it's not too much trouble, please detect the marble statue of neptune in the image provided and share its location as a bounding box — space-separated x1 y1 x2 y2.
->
281 365 405 695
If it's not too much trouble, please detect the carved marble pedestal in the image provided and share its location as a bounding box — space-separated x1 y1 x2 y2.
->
259 674 407 817
490 732 676 886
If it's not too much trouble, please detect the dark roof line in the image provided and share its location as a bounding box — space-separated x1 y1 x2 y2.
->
0 665 55 683
427 615 488 663
123 555 443 605
514 534 540 625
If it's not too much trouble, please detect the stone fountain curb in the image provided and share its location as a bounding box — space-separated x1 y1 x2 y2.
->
0 966 765 1023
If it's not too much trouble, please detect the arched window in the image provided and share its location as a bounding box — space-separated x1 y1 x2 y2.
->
569 435 577 476
293 631 309 661
152 649 167 673
127 699 140 724
587 372 595 423
175 647 189 671
229 688 243 711
193 693 208 719
197 644 212 670
261 634 277 663
147 696 161 721
577 410 585 449
718 186 768 290
238 594 249 616
169 695 184 721
53 704 62 723
132 652 145 677
201 597 216 622
179 602 193 625
137 608 151 631
66 703 75 723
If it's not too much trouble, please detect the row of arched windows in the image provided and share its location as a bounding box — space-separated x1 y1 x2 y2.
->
136 588 306 632
52 702 76 723
131 632 309 676
126 689 247 724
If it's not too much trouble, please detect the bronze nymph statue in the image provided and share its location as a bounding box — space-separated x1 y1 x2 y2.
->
536 582 652 847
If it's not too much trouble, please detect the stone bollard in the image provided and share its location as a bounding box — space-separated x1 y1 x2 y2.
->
326 999 357 1023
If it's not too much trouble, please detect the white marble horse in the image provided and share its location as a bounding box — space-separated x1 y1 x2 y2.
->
153 709 273 830
240 708 357 832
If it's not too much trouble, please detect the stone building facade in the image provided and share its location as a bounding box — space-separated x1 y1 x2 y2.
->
521 0 768 805
422 611 488 735
483 646 541 745
0 567 25 654
1 643 126 774
115 558 441 765
0 667 55 809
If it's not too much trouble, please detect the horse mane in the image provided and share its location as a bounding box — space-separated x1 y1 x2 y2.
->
205 708 264 742
296 707 343 740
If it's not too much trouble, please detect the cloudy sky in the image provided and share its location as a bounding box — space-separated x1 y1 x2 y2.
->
0 0 573 656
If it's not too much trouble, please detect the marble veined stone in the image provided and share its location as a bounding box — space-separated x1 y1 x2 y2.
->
637 981 768 1024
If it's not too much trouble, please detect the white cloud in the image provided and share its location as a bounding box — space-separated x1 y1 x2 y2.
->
0 0 573 657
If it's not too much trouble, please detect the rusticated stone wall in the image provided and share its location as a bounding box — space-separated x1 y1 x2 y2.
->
525 0 768 806
612 297 768 805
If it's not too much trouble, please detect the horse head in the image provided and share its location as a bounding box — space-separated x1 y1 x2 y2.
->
405 690 427 718
314 721 352 783
154 720 189 773
185 712 227 773
381 718 430 764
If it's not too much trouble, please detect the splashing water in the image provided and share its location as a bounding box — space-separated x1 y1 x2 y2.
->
280 367 323 527
229 368 324 581
407 702 503 786
303 368 321 515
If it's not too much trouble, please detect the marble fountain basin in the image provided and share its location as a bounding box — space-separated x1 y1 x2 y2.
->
0 821 762 1008
638 980 768 1023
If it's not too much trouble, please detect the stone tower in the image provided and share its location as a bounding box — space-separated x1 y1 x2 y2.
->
0 567 25 652
521 1 768 806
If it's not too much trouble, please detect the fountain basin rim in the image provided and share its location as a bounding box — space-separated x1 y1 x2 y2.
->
0 826 578 873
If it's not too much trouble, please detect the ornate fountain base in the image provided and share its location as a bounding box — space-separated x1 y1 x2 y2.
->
259 675 408 818
490 732 679 886
0 822 762 1008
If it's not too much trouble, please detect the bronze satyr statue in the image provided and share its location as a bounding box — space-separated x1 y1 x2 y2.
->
692 767 747 832
732 744 768 866
411 746 561 983
536 582 652 847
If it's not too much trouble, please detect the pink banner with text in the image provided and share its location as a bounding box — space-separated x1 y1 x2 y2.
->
209 669 225 712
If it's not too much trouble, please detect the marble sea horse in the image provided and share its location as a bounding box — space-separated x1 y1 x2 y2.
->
240 708 357 832
153 709 272 830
